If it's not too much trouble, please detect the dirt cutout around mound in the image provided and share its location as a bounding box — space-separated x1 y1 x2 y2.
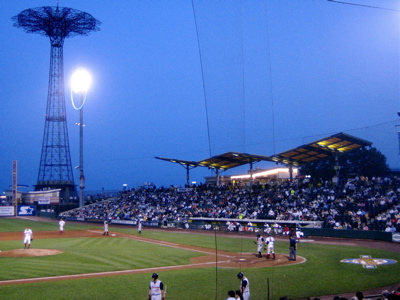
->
0 249 63 257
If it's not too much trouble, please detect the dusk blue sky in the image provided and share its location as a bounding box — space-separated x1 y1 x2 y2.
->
1 0 400 192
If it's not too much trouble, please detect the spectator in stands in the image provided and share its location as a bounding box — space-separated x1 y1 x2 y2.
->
355 291 365 300
283 225 290 235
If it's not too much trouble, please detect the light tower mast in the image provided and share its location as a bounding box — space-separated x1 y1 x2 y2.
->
12 6 101 201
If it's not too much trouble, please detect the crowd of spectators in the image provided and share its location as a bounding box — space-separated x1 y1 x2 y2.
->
60 175 400 232
328 287 400 300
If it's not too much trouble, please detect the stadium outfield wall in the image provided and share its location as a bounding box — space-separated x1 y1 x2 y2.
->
188 217 397 242
303 227 397 242
57 215 399 243
190 218 400 242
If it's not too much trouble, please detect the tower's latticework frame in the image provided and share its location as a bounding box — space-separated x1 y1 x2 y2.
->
12 6 101 200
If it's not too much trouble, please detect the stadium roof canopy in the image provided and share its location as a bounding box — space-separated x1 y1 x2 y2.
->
155 152 274 185
155 132 372 184
270 132 372 167
154 157 199 168
156 152 274 171
196 152 274 170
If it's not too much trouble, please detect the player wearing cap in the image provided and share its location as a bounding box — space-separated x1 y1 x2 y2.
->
254 233 265 258
265 234 276 260
138 220 143 234
237 272 250 300
103 220 109 235
295 228 304 239
148 273 165 300
23 227 33 249
59 218 65 234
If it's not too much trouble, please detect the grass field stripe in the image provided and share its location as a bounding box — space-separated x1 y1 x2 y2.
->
0 260 231 286
123 236 179 246
16 216 40 222
85 231 180 247
117 233 238 256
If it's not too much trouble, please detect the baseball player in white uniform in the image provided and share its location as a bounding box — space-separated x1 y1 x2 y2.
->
265 234 276 260
247 221 254 231
23 227 33 249
237 272 250 300
59 219 65 234
295 228 304 239
148 273 165 300
254 233 265 258
138 220 142 234
263 222 271 234
226 221 235 231
103 220 109 235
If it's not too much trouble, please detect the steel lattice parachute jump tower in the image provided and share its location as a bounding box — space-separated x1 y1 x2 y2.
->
12 6 101 202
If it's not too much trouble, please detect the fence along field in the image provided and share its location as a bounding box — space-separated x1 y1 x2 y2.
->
0 217 399 299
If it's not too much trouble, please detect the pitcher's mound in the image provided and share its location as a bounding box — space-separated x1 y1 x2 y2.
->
0 249 63 257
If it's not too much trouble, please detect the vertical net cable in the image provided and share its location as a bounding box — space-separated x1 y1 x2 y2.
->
239 0 246 153
263 1 276 154
191 0 212 158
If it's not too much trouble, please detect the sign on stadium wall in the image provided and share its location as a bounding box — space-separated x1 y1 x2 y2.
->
0 206 14 216
38 197 51 204
17 205 36 216
393 233 400 243
111 220 137 225
64 217 85 222
143 221 159 227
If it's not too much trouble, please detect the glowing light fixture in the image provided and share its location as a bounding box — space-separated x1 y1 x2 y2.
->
71 68 92 93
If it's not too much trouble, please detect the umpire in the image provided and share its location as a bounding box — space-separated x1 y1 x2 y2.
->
289 236 299 261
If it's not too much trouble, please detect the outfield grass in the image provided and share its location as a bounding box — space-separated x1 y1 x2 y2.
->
0 217 399 300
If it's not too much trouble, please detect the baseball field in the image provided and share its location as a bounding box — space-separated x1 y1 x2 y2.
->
0 217 399 300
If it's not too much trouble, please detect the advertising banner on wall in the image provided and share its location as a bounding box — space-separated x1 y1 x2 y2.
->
17 205 36 216
0 206 14 216
110 220 137 226
393 233 400 243
38 198 51 204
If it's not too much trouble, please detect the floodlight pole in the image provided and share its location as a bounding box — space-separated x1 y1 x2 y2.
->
71 68 91 207
79 95 85 207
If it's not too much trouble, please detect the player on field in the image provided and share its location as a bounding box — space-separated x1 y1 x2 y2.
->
237 272 250 300
254 233 265 258
265 234 276 260
103 220 109 235
138 219 143 234
295 228 304 239
59 218 65 234
23 227 33 249
148 273 165 300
